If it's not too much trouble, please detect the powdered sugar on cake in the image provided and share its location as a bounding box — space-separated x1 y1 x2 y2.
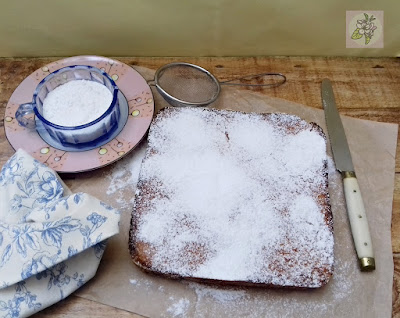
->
132 107 334 288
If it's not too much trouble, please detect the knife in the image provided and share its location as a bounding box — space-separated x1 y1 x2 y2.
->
321 79 375 271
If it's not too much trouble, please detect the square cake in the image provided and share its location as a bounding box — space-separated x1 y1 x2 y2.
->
129 107 334 288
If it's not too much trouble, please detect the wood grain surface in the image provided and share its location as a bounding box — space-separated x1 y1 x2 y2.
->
0 56 399 317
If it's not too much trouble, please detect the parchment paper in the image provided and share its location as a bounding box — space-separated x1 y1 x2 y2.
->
64 66 398 318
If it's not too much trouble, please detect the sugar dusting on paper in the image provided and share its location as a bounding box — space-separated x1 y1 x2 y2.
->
160 257 355 318
107 108 354 317
166 298 191 317
162 257 354 318
106 141 147 208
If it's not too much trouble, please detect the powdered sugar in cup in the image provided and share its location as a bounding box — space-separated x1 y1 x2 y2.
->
16 65 121 150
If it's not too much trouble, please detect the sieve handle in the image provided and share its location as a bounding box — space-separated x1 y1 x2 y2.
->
219 72 286 88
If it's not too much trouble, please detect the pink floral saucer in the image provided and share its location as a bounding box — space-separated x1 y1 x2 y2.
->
4 56 154 173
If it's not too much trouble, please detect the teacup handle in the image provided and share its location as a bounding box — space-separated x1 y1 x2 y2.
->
15 103 36 129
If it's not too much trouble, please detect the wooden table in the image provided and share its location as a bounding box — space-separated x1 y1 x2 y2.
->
0 56 399 317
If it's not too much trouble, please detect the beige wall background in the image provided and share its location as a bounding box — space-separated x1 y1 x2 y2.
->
0 0 398 58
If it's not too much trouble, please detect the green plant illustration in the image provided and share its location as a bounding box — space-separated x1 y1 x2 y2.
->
351 13 377 45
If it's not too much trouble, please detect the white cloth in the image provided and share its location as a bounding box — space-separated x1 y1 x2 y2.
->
0 149 120 317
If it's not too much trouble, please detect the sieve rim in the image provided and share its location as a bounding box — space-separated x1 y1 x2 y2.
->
154 62 221 107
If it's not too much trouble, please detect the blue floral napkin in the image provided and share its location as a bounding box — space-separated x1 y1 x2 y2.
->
0 149 120 317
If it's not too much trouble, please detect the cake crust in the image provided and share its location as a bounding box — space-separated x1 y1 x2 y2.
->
129 107 334 288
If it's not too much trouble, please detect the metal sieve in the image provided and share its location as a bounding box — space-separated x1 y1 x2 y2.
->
151 62 286 107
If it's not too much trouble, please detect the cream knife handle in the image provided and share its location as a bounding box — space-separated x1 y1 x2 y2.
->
342 172 375 271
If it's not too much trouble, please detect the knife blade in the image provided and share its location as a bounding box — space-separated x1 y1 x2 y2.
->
321 78 375 271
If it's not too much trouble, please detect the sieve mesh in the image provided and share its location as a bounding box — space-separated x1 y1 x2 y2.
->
156 64 220 104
